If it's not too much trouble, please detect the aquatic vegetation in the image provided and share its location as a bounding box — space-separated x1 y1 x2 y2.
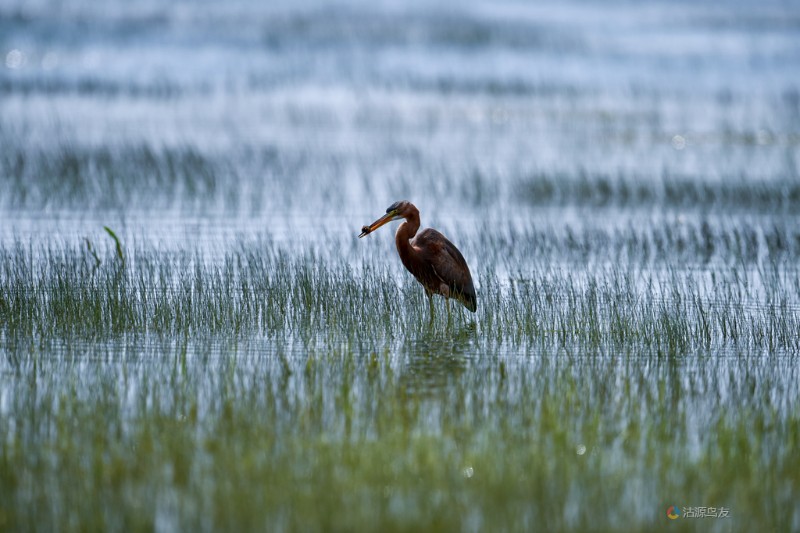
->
1 323 798 532
1 226 798 531
0 235 797 353
1 0 799 530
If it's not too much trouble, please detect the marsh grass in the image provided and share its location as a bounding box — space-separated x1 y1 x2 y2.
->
3 231 796 531
519 170 800 212
1 235 798 355
1 334 798 532
0 145 225 212
3 143 799 215
3 199 796 533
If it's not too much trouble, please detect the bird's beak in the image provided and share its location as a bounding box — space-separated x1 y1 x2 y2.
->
359 211 398 238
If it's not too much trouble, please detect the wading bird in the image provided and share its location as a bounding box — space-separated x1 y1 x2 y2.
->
359 201 477 319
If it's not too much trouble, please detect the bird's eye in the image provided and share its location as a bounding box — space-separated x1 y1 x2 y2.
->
386 202 400 214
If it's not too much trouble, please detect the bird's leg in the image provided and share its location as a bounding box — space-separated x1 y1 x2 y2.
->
426 290 435 324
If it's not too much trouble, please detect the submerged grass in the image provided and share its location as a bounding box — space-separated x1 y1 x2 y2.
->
1 336 798 532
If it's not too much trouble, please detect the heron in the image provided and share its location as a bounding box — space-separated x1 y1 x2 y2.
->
359 200 477 319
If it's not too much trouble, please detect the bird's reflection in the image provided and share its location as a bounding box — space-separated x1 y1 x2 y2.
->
398 323 477 397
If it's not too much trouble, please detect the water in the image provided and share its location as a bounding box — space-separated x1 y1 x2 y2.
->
1 0 799 530
2 0 798 256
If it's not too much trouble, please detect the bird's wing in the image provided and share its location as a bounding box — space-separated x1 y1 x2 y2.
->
414 228 477 311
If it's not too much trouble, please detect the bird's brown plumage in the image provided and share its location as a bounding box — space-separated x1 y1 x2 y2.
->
359 201 477 313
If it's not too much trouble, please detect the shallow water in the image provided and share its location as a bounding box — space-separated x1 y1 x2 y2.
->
1 0 799 530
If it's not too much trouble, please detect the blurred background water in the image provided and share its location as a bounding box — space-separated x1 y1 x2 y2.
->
1 0 798 256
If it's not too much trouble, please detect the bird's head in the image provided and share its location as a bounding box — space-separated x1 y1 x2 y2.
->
358 201 414 238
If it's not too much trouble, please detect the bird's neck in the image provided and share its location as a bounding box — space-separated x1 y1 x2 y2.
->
395 214 420 263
